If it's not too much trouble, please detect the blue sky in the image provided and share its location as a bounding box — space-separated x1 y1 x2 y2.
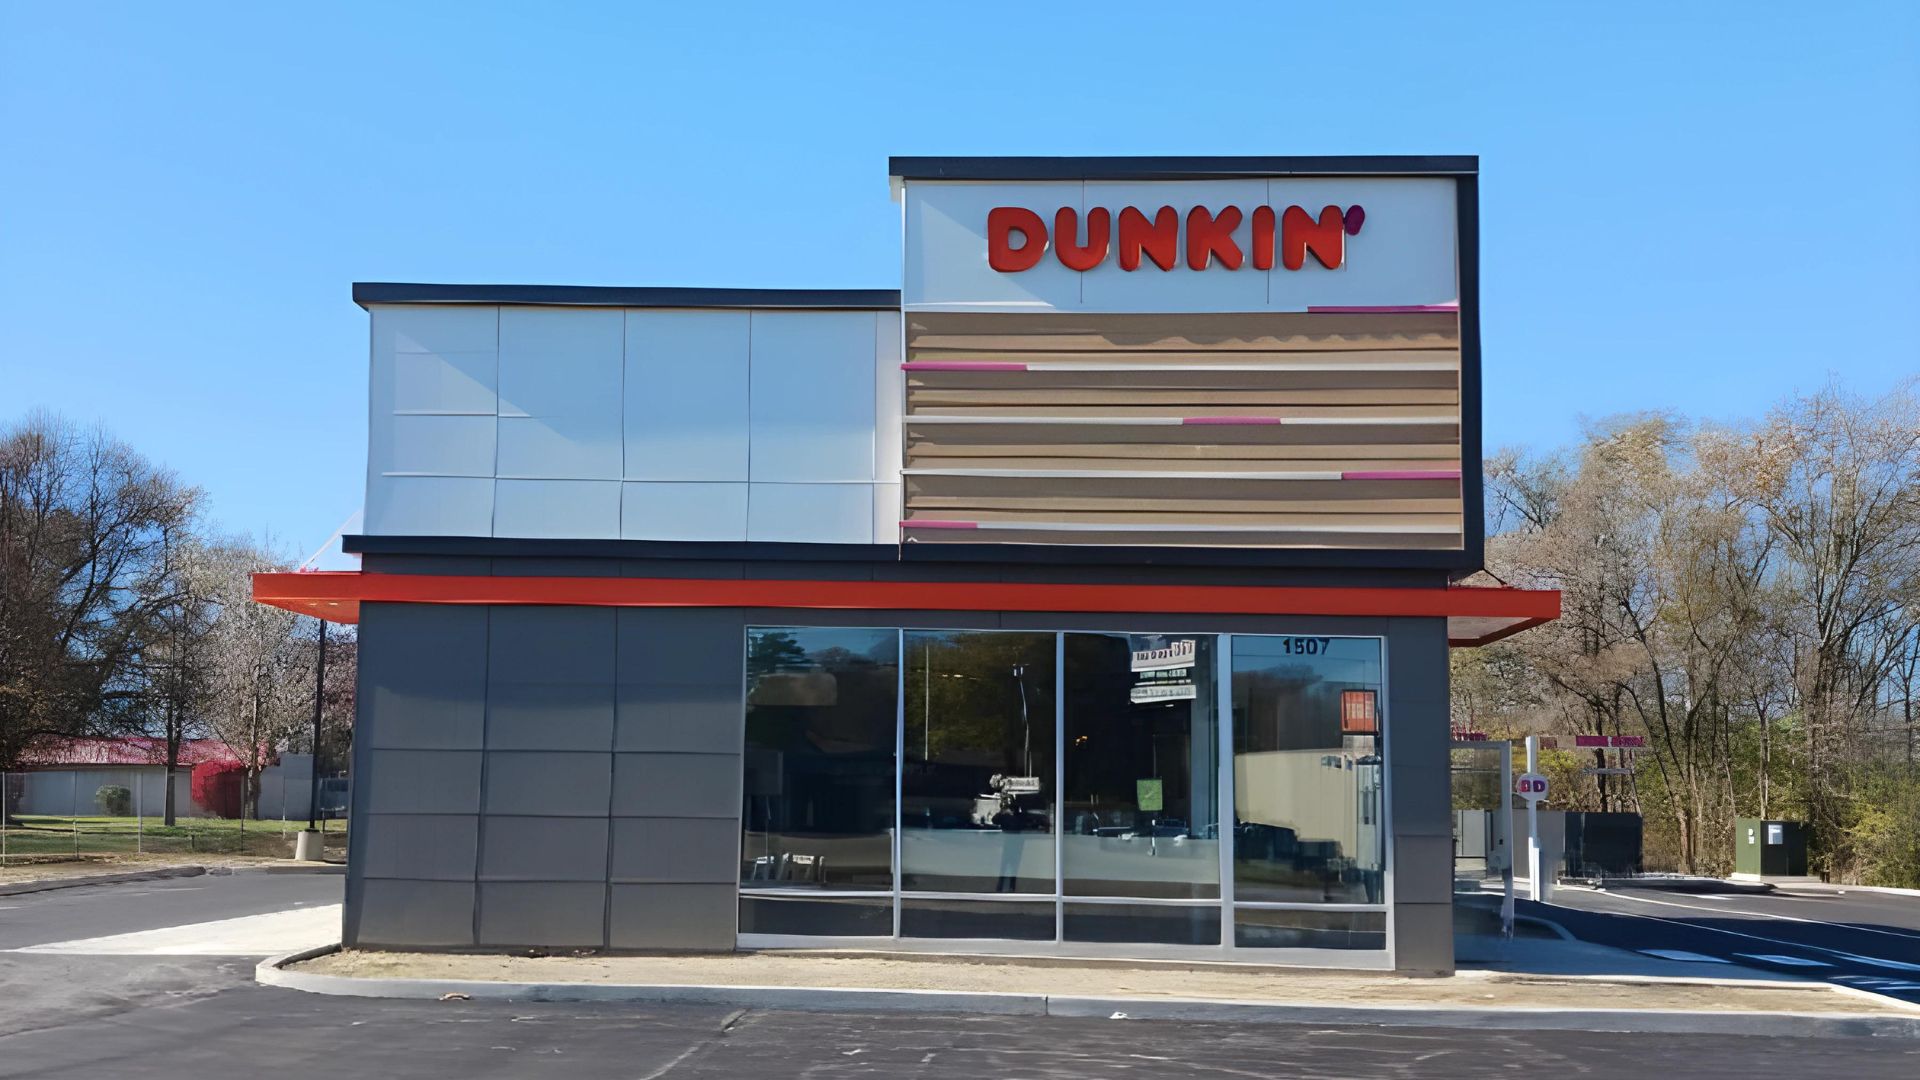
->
3 2 1916 559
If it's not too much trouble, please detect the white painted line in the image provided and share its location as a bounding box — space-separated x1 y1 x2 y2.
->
11 904 340 957
1639 949 1730 964
1834 954 1920 973
1599 889 1920 942
1735 954 1832 968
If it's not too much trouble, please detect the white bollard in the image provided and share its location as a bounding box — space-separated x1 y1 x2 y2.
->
294 829 325 862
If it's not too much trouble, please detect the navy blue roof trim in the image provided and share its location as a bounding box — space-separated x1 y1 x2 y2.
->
353 283 901 309
889 156 1478 181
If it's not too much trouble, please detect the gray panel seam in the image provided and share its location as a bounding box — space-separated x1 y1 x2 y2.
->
603 607 619 949
472 607 492 946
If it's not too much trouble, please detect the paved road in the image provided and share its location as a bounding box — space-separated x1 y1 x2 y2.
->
1531 884 1920 1004
1 873 1916 1078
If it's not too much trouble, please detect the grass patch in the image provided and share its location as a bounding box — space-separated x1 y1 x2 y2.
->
1 814 347 861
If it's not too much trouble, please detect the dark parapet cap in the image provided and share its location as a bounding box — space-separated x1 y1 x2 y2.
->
353 283 901 310
889 155 1478 182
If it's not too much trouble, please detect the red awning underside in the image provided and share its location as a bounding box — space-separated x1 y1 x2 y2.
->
255 571 1556 648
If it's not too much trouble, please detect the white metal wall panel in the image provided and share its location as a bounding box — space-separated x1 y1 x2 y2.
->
497 414 622 480
747 483 874 543
625 311 750 481
621 481 749 541
494 478 622 539
903 178 1458 313
496 307 624 480
373 414 497 477
747 311 878 484
365 475 495 536
873 310 904 485
904 181 1084 312
364 304 892 543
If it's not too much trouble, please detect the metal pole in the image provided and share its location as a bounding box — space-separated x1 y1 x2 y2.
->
1499 740 1513 935
137 772 143 854
1525 735 1542 902
309 619 327 831
2 772 8 864
72 771 79 854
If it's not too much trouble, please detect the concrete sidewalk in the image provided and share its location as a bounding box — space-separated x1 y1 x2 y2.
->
262 943 1920 1039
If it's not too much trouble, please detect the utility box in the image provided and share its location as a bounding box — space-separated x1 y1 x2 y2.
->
1735 818 1808 878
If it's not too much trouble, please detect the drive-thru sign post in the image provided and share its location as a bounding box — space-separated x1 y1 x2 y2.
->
1520 736 1551 901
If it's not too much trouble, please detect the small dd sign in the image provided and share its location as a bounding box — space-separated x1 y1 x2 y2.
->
1515 773 1550 803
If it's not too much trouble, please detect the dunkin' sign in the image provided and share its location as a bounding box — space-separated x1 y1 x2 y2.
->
987 204 1366 274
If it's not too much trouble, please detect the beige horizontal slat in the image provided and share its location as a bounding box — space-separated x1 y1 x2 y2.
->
905 369 1459 392
908 494 1463 515
905 508 1462 528
906 474 1458 502
907 349 1461 367
910 438 1451 457
902 459 1461 475
906 311 1459 351
903 426 1458 450
909 403 1461 420
903 527 1464 550
906 388 1461 407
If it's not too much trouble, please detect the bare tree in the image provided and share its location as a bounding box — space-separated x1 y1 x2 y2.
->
0 413 200 779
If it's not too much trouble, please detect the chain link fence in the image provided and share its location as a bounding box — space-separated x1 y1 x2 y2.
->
0 768 347 865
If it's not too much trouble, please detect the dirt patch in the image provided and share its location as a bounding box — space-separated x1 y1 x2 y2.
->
0 853 313 886
299 948 1901 1015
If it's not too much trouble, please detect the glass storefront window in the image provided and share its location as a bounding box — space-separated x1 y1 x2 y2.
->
902 631 1056 893
741 627 898 892
1062 633 1220 901
1230 636 1385 904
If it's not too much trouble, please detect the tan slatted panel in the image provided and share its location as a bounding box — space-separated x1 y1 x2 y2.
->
902 311 1464 549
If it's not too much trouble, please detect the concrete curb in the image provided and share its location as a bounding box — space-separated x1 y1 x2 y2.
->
0 864 207 896
0 860 343 896
255 945 1920 1039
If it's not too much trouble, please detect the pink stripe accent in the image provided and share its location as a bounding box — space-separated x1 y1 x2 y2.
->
1306 304 1459 314
1341 469 1463 481
901 361 1028 372
901 519 979 530
1182 416 1284 426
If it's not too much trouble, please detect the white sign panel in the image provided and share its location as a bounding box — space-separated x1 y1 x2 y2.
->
903 177 1459 313
1131 639 1198 672
1515 772 1550 803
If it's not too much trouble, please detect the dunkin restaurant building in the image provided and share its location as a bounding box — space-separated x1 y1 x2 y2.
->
256 156 1558 973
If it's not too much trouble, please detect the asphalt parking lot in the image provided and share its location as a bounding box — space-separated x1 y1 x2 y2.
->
1 873 1917 1078
1531 883 1920 1005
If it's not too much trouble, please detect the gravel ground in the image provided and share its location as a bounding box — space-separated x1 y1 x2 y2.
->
300 948 1903 1015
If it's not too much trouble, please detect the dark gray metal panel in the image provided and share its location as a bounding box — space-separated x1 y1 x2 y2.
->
360 750 483 814
741 609 998 630
1390 835 1456 905
359 814 479 881
488 606 616 685
479 816 611 881
615 682 743 754
483 751 614 816
889 155 1479 180
350 880 477 949
621 559 747 579
477 882 608 948
615 608 746 685
608 883 737 950
487 681 617 751
1390 902 1455 975
610 817 741 883
359 603 488 750
1387 617 1453 840
1383 617 1453 975
611 753 741 818
500 557 626 578
356 283 900 310
358 555 492 575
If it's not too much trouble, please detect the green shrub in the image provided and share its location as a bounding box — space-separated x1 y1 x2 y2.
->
94 785 133 817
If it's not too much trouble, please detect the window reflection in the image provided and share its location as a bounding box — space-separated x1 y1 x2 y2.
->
1062 633 1220 901
1231 636 1385 903
901 631 1057 893
741 628 897 891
